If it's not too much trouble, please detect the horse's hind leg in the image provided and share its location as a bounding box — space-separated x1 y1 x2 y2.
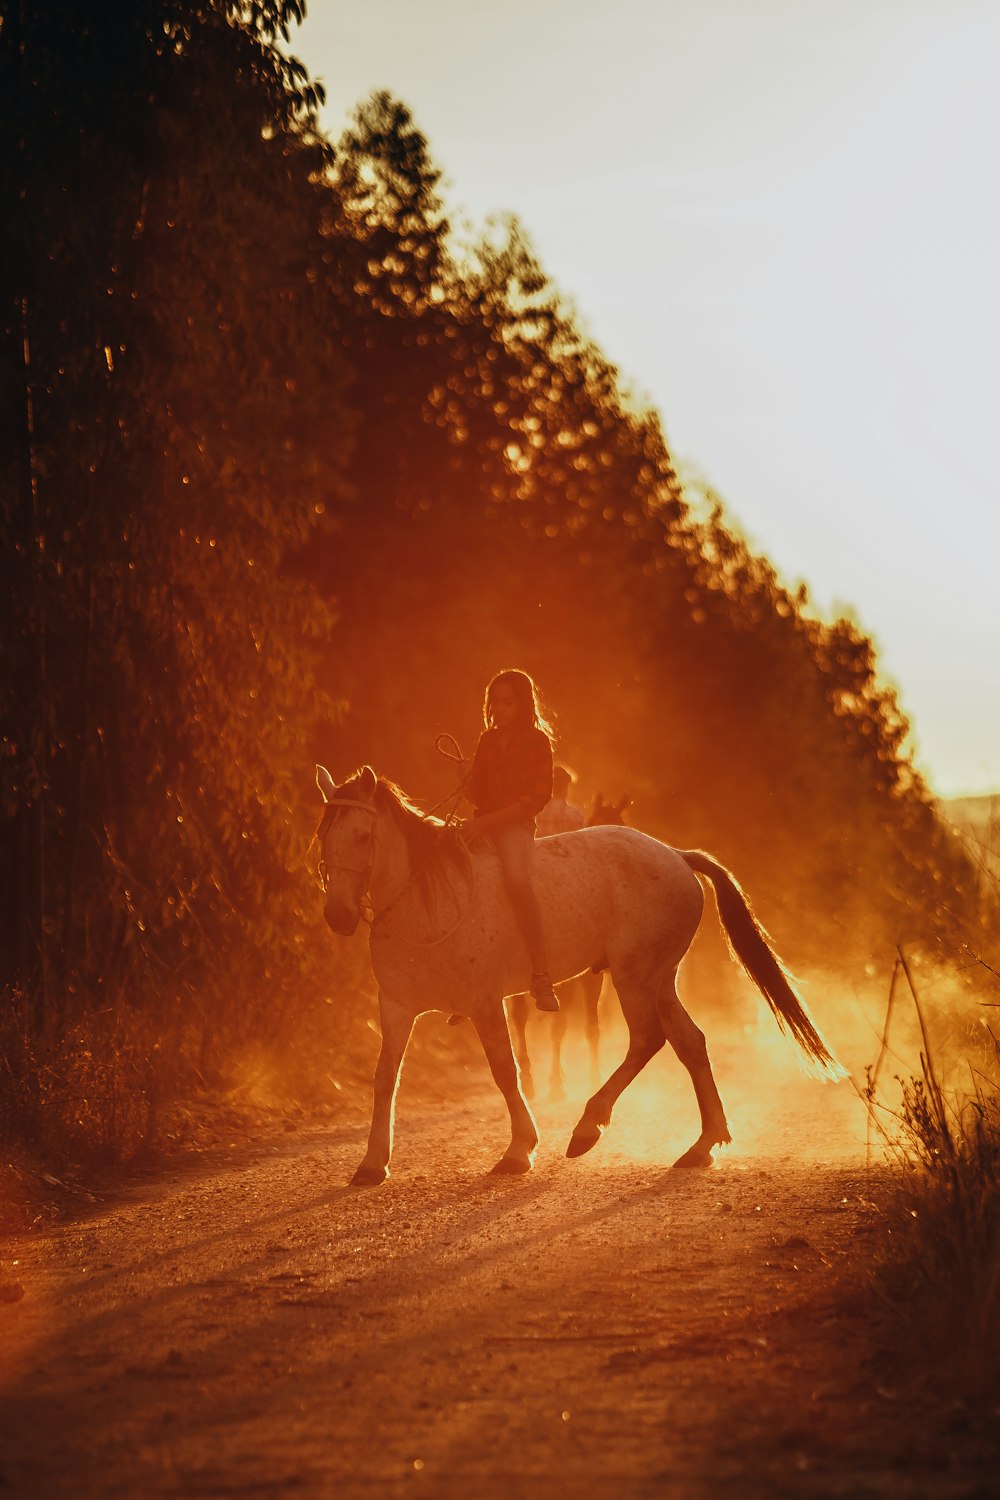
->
475 1002 539 1175
660 977 732 1168
567 974 664 1158
352 995 414 1186
580 970 603 1088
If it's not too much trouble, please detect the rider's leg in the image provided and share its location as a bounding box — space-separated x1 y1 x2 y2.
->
490 821 559 1012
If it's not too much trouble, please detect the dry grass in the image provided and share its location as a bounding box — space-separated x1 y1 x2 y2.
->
864 952 1000 1402
0 988 167 1170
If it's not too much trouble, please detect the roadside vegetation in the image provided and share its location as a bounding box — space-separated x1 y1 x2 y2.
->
864 949 1000 1425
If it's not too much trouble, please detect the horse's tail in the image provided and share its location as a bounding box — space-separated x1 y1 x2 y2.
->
680 849 845 1081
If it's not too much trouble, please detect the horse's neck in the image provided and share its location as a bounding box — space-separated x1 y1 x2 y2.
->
370 802 411 907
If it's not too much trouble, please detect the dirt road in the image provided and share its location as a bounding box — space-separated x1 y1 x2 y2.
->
0 1039 989 1499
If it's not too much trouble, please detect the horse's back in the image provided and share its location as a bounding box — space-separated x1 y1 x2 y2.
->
533 825 703 977
534 824 698 899
373 824 702 1005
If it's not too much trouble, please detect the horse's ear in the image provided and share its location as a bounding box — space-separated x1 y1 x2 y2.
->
359 765 377 797
316 765 336 802
615 795 631 814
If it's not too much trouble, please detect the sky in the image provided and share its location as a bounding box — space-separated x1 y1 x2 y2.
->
293 0 998 798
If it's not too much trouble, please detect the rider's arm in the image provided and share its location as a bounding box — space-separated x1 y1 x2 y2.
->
512 728 553 818
463 731 553 837
465 800 533 835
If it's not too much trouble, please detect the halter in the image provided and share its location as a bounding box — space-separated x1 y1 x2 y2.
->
315 798 378 894
316 795 425 930
316 790 475 944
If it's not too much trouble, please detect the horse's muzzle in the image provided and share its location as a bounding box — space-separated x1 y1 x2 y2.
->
324 902 361 937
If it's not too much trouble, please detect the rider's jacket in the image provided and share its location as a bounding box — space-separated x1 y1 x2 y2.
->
468 725 553 822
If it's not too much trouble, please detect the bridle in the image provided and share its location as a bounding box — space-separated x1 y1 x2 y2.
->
316 736 470 899
315 798 378 898
315 795 426 932
315 790 475 944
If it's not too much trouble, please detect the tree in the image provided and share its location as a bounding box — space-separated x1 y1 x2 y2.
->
0 0 352 1068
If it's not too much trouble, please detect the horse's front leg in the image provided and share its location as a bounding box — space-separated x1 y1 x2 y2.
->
352 995 414 1186
507 992 534 1099
475 1002 538 1175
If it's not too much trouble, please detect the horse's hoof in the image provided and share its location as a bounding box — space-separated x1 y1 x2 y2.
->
566 1122 603 1158
351 1164 388 1186
672 1145 714 1169
491 1155 531 1176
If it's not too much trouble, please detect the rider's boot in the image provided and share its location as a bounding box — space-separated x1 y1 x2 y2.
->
531 972 559 1013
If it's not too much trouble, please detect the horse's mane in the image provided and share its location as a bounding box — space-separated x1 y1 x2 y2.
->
374 777 468 908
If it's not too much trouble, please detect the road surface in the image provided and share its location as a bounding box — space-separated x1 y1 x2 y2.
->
0 1037 988 1498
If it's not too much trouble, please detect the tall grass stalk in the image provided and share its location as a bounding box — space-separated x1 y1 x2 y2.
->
865 949 1000 1396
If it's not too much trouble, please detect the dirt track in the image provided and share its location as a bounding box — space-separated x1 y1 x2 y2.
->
0 1034 991 1499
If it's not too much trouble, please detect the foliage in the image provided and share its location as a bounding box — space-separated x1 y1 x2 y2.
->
0 0 357 1154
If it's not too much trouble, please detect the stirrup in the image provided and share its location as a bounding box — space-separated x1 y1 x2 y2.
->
531 973 559 1013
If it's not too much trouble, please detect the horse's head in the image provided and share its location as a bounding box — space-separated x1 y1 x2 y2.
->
315 764 378 935
587 792 631 828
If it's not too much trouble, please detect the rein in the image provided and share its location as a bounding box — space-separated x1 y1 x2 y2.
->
316 788 475 946
369 824 475 947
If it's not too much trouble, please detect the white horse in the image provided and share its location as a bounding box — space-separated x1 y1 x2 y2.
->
315 764 843 1184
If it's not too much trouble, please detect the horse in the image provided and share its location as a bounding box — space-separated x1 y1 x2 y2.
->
315 764 844 1184
508 791 631 1101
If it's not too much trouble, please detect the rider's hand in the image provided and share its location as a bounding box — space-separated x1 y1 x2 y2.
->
460 817 486 844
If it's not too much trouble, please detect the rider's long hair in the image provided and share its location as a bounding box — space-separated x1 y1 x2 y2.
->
484 668 554 739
